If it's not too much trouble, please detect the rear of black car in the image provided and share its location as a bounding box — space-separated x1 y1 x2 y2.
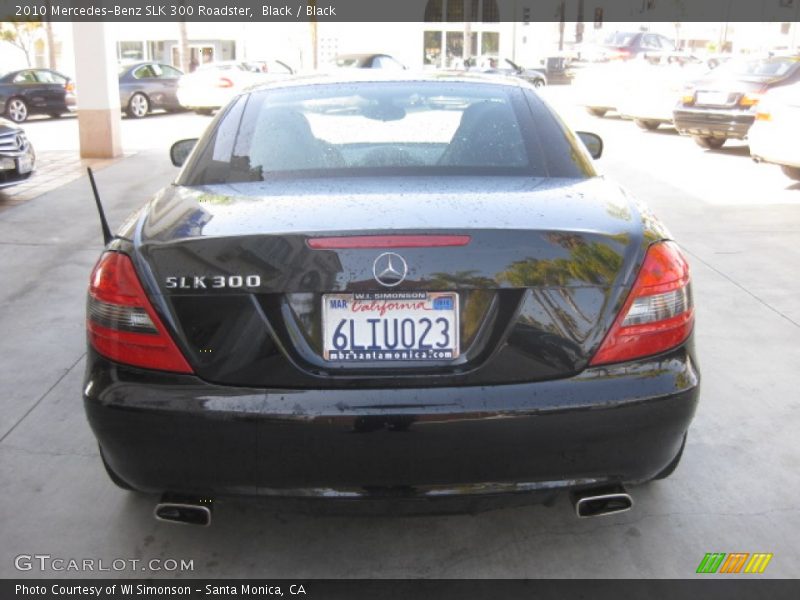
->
83 77 699 514
674 56 800 148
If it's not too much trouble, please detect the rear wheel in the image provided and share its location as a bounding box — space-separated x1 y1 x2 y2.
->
5 97 28 123
533 78 546 88
780 165 800 181
126 92 150 118
693 135 726 149
634 119 660 131
586 107 608 117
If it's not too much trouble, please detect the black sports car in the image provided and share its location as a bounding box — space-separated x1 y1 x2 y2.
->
333 53 406 70
473 58 548 88
0 68 76 123
83 74 699 524
0 118 35 189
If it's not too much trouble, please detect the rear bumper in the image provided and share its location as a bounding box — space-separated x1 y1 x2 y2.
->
673 107 754 139
84 344 700 506
749 123 800 169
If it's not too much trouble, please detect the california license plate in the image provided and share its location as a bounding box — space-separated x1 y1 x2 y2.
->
322 291 459 362
17 155 33 174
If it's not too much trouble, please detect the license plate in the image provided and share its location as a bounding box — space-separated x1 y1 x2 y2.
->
322 291 459 362
695 91 730 106
17 155 33 174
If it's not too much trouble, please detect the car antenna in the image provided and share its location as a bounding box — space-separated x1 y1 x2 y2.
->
87 167 113 245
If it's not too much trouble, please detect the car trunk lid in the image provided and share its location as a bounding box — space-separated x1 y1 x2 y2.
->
134 177 652 387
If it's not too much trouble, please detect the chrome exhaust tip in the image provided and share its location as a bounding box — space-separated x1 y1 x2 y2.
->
154 495 213 526
571 485 633 518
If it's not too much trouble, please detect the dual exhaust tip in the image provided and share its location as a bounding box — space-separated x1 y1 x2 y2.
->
154 495 213 526
153 486 632 525
571 485 633 518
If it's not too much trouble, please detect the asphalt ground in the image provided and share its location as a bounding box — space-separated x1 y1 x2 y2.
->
1 95 798 578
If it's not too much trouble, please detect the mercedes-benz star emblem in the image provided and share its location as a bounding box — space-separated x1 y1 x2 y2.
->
15 134 26 151
373 252 408 287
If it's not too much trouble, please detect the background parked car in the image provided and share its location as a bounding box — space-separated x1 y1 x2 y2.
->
575 61 640 117
118 62 184 118
617 61 709 130
332 53 406 70
470 57 548 88
600 31 677 63
0 68 76 123
0 118 35 189
749 81 800 181
674 55 800 149
177 60 294 114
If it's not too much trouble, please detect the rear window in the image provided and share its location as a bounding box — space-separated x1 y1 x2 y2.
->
180 81 594 185
604 32 637 47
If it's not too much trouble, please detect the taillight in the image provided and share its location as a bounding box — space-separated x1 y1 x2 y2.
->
755 110 771 121
216 77 234 88
590 241 693 366
87 252 192 373
608 48 631 61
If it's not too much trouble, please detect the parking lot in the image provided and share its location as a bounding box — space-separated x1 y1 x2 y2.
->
1 88 799 578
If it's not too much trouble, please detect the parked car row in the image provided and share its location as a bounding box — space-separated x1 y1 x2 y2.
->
3 52 418 123
0 52 407 190
0 64 182 122
579 55 800 182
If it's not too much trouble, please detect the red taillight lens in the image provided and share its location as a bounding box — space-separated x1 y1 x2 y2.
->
87 252 193 373
590 241 693 366
216 77 234 88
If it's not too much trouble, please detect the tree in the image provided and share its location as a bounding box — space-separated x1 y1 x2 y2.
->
0 21 43 67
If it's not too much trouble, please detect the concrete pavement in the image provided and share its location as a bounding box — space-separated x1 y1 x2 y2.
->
0 105 799 578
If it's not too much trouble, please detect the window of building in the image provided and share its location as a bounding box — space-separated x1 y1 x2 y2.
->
423 0 501 68
118 41 145 62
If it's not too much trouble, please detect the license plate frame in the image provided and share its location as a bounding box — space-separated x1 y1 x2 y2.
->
695 91 730 106
321 291 460 362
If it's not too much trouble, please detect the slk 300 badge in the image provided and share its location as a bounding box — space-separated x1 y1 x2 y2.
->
165 275 262 289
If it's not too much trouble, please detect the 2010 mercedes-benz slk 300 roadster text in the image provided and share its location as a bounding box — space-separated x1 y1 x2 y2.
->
82 74 699 524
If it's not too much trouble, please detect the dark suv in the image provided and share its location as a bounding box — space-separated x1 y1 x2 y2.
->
673 56 800 149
